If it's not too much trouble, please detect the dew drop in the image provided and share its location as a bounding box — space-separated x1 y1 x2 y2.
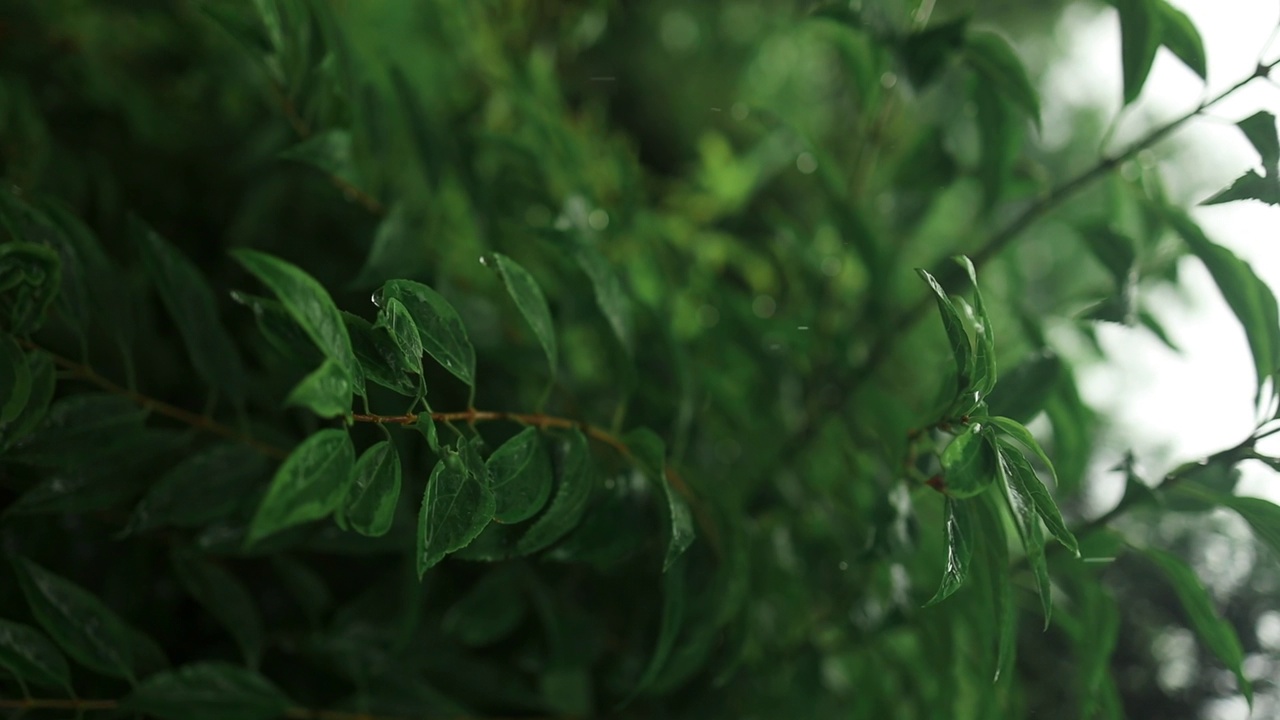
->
371 292 382 308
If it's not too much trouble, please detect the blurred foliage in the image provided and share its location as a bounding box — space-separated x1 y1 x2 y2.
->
2 0 1280 718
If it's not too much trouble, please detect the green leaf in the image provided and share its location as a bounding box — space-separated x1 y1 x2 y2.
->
0 618 72 692
972 77 1021 210
379 280 476 387
246 429 356 546
442 567 527 647
342 312 418 397
898 18 968 88
8 394 148 467
996 446 1052 626
940 424 998 498
0 350 55 449
0 242 60 335
990 419 1079 555
270 555 331 630
1165 208 1280 402
122 662 293 720
343 440 402 537
1116 0 1162 104
1203 169 1280 206
955 256 997 396
352 202 430 288
487 253 558 376
972 489 1015 682
374 297 424 375
11 556 141 682
985 350 1062 423
285 358 353 419
573 244 634 356
232 291 322 365
1078 225 1139 285
1141 548 1252 705
233 249 363 394
1237 111 1280 176
278 129 364 190
963 30 1041 127
487 427 554 524
1153 0 1206 79
627 556 687 700
133 220 245 399
624 428 695 570
417 443 496 577
199 2 273 55
1220 496 1280 563
126 443 269 533
925 497 975 606
0 335 31 423
517 429 596 554
6 463 151 517
917 268 975 398
170 547 264 668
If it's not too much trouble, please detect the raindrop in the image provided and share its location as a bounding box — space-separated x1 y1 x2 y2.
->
479 255 489 267
371 292 382 308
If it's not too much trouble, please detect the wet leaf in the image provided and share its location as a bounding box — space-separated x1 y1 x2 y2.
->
374 297 424 375
0 618 72 692
285 358 353 418
624 428 695 570
488 253 557 375
246 429 355 546
417 443 495 577
380 279 476 387
487 427 554 524
940 424 998 498
343 440 402 537
924 497 975 606
517 430 595 555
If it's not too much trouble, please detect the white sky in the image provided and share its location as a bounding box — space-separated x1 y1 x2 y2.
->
1043 0 1280 505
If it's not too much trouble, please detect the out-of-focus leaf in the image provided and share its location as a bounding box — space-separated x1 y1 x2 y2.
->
8 394 148 467
342 440 402 537
246 429 355 546
963 30 1040 126
972 489 1014 682
487 427 554 524
627 557 687 700
1219 495 1280 563
0 335 31 423
925 497 975 606
170 547 264 668
417 443 495 577
122 662 293 720
0 242 60 335
352 202 429 288
1237 110 1279 175
573 244 634 356
985 350 1062 423
487 253 558 376
897 18 968 87
443 567 527 647
1203 169 1280 206
1153 0 1206 79
624 428 695 570
0 618 72 692
1116 0 1161 105
278 129 364 191
126 443 268 533
972 79 1021 210
0 350 54 448
379 280 476 388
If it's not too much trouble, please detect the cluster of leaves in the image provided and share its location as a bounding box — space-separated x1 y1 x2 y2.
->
2 0 1280 718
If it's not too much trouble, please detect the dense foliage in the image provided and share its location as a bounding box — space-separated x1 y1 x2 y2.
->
2 1 1280 718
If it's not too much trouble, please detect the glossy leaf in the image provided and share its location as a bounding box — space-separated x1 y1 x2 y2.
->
170 547 264 668
488 253 558 375
963 30 1040 126
233 249 363 394
990 419 1079 555
1142 548 1252 705
518 429 596 554
624 428 695 570
380 279 476 387
343 440 402 537
122 662 293 720
956 256 996 396
0 334 31 423
925 497 975 606
573 244 634 355
285 358 353 419
127 443 268 532
996 447 1052 626
1116 0 1161 104
917 268 974 397
973 489 1015 682
12 556 142 681
246 429 356 546
0 618 72 692
374 297 424 375
134 220 245 399
487 427 554 524
417 443 495 577
940 424 998 498
342 312 418 396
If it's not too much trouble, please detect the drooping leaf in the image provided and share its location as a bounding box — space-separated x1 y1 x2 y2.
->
939 424 998 498
374 297 424 375
897 18 968 88
233 249 363 394
342 440 402 537
122 662 293 720
1203 169 1280 206
0 618 72 692
0 335 31 423
627 556 687 700
955 256 997 396
170 547 264 668
442 567 528 647
11 556 141 682
517 429 596 555
624 428 695 570
133 220 246 400
487 427 554 524
417 443 495 577
342 312 418 397
1116 0 1162 105
126 443 268 533
0 350 55 449
573 244 634 356
1141 548 1252 705
963 30 1040 127
924 497 975 606
996 447 1053 626
285 358 353 419
246 429 356 546
8 394 148 467
972 489 1015 682
990 419 1079 555
1153 0 1206 79
917 268 975 399
1236 110 1279 175
985 350 1062 423
379 279 476 387
487 253 558 376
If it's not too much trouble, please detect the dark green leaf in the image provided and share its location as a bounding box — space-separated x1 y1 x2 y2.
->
199 2 274 55
1116 0 1162 104
972 489 1015 682
122 662 293 720
627 556 687 700
343 440 402 537
0 242 60 335
342 312 418 397
487 427 554 524
963 30 1040 126
940 424 998 498
134 220 245 399
170 547 264 668
278 129 363 190
972 78 1021 210
12 556 141 681
991 420 1079 555
1203 169 1280 206
1152 0 1206 78
0 350 55 448
246 429 355 546
0 335 31 423
285 358 353 419
379 280 476 387
374 297 424 375
127 443 268 533
985 350 1062 423
6 463 150 516
573 244 634 356
997 447 1052 626
417 443 495 577
442 567 527 647
956 256 997 396
925 497 975 606
269 556 331 630
917 268 975 398
0 618 71 692
1237 110 1279 176
1142 548 1252 705
898 18 968 88
352 202 429 288
487 253 557 375
233 250 362 394
1079 225 1139 285
1220 496 1280 563
517 429 596 554
624 428 695 570
8 394 148 467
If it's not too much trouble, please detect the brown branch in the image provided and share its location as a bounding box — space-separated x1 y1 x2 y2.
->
19 339 289 460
